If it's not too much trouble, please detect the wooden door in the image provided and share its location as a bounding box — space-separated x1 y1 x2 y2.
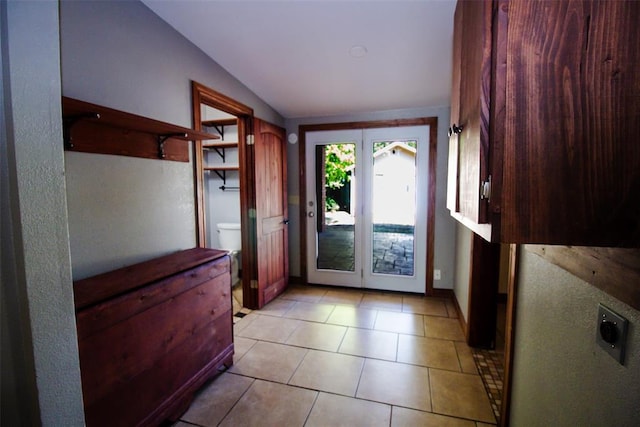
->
250 118 288 308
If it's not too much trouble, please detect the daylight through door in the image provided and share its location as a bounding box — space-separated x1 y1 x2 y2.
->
305 126 429 293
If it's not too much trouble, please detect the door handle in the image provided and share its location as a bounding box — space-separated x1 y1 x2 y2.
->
308 212 315 218
282 219 290 225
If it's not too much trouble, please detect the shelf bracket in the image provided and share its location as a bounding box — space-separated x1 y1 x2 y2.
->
213 170 226 183
213 147 226 162
213 125 225 139
157 133 187 159
63 112 100 149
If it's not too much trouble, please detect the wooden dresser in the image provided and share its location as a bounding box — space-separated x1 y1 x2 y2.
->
73 248 233 427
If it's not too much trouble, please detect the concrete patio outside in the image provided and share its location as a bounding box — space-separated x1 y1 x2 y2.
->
316 224 415 277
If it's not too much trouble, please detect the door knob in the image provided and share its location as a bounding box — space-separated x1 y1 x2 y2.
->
282 219 290 225
308 212 315 217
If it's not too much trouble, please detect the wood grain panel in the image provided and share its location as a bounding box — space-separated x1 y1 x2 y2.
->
75 250 233 426
457 0 493 224
447 1 463 214
78 273 230 406
73 248 227 309
76 259 229 339
84 314 232 427
67 121 189 162
527 246 640 311
502 0 640 245
254 118 288 307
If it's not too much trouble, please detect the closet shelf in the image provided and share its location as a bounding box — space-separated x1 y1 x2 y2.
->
202 118 237 127
205 165 239 184
204 166 239 171
203 142 238 149
62 96 219 162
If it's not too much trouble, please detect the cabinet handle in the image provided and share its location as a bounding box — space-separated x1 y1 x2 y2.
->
448 124 464 137
481 175 492 200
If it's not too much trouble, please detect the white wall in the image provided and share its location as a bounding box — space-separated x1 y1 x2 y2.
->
510 248 640 426
453 222 472 321
285 106 457 289
60 0 283 279
203 125 241 248
1 1 84 424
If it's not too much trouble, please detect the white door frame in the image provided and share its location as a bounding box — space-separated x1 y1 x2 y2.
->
304 125 430 293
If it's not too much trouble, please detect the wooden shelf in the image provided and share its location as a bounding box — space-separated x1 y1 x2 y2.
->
62 97 219 162
204 166 239 171
202 118 237 127
204 165 238 184
203 142 238 149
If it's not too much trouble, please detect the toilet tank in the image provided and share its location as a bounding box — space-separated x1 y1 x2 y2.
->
217 223 241 250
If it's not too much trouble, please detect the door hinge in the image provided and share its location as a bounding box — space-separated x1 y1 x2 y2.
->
480 175 492 200
250 279 258 289
246 134 255 145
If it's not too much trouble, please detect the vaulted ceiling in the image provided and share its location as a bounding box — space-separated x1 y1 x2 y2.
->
143 0 456 118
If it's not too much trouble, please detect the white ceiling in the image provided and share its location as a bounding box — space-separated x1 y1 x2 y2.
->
142 0 456 119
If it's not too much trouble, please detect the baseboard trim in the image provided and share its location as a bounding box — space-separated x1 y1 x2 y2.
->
451 291 468 339
431 288 454 298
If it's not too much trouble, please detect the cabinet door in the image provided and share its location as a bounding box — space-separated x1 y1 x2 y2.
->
501 0 640 245
448 0 494 235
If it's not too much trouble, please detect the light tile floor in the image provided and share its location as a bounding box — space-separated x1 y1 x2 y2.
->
175 285 497 427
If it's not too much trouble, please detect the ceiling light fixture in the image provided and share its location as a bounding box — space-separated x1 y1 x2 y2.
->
349 45 368 58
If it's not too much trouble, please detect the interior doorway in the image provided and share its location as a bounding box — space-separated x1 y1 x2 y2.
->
299 118 438 295
192 81 289 310
191 81 252 310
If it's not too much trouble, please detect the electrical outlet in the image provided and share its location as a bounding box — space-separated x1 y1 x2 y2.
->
596 304 628 365
434 269 441 281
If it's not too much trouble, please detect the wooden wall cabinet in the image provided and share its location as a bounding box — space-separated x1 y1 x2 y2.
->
74 248 233 427
448 0 640 247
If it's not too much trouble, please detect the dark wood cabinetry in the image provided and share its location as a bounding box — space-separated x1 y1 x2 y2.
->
74 248 233 427
448 0 640 246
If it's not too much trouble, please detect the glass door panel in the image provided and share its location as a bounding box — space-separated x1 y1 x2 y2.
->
371 140 417 277
316 143 356 272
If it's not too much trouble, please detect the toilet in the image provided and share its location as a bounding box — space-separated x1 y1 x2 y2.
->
217 223 241 287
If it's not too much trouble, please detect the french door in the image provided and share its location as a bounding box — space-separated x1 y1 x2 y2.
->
305 126 430 293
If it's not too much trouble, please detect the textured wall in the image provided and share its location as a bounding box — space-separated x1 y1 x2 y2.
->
1 1 84 424
59 0 283 279
453 223 472 321
510 247 640 426
284 105 457 289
